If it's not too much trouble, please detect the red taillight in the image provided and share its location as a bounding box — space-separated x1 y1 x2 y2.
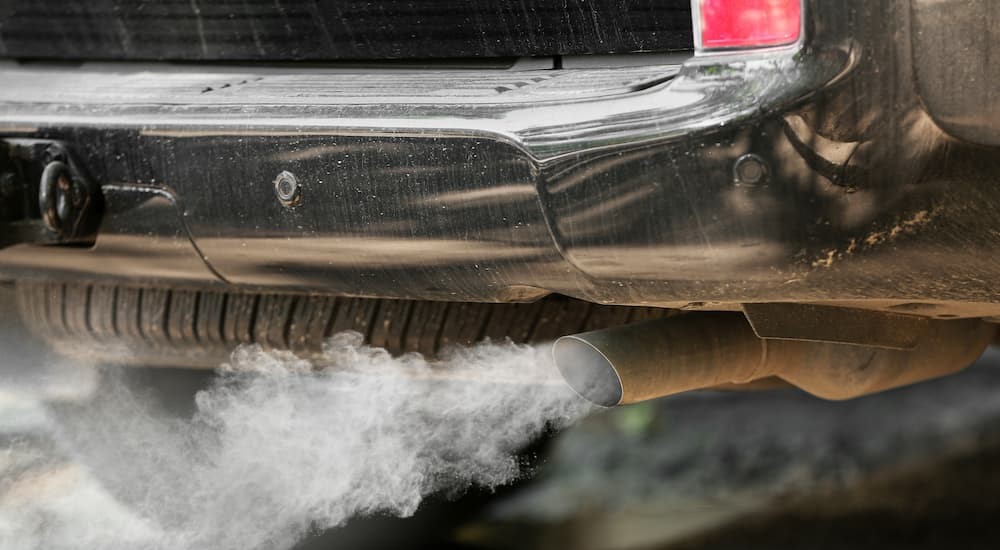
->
696 0 801 50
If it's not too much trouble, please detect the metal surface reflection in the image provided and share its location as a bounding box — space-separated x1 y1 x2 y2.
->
1 1 999 314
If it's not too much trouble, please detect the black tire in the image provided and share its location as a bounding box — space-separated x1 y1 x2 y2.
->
16 280 674 368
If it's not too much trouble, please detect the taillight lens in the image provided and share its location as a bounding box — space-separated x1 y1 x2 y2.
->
696 0 801 50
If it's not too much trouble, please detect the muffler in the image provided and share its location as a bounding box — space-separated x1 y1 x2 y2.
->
552 312 994 406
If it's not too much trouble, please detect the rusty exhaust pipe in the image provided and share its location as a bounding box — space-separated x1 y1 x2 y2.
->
552 312 994 406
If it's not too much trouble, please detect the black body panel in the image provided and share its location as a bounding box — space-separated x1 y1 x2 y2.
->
0 0 693 61
6 0 1000 320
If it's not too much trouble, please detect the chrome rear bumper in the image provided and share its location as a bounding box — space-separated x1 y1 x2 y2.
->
4 0 1000 317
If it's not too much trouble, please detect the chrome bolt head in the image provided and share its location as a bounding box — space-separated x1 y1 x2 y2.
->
273 171 301 208
733 154 768 185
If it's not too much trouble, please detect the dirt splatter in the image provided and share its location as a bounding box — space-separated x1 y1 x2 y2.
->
864 210 934 247
810 210 934 269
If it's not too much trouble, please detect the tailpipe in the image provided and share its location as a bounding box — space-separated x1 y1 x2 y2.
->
552 312 994 406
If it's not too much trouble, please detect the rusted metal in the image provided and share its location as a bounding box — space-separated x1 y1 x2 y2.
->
553 312 995 406
742 303 932 350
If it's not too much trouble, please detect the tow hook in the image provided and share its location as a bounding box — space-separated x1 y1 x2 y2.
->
0 139 103 247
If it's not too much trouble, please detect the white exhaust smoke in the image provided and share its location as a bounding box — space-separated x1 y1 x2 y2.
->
0 332 592 550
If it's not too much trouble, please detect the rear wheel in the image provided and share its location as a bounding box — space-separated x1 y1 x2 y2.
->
15 280 674 368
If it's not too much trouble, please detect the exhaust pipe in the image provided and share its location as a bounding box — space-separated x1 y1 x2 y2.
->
552 312 994 406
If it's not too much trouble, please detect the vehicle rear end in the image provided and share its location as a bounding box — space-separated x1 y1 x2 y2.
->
1 0 999 405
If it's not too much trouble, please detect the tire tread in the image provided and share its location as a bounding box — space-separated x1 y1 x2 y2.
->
16 281 676 367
